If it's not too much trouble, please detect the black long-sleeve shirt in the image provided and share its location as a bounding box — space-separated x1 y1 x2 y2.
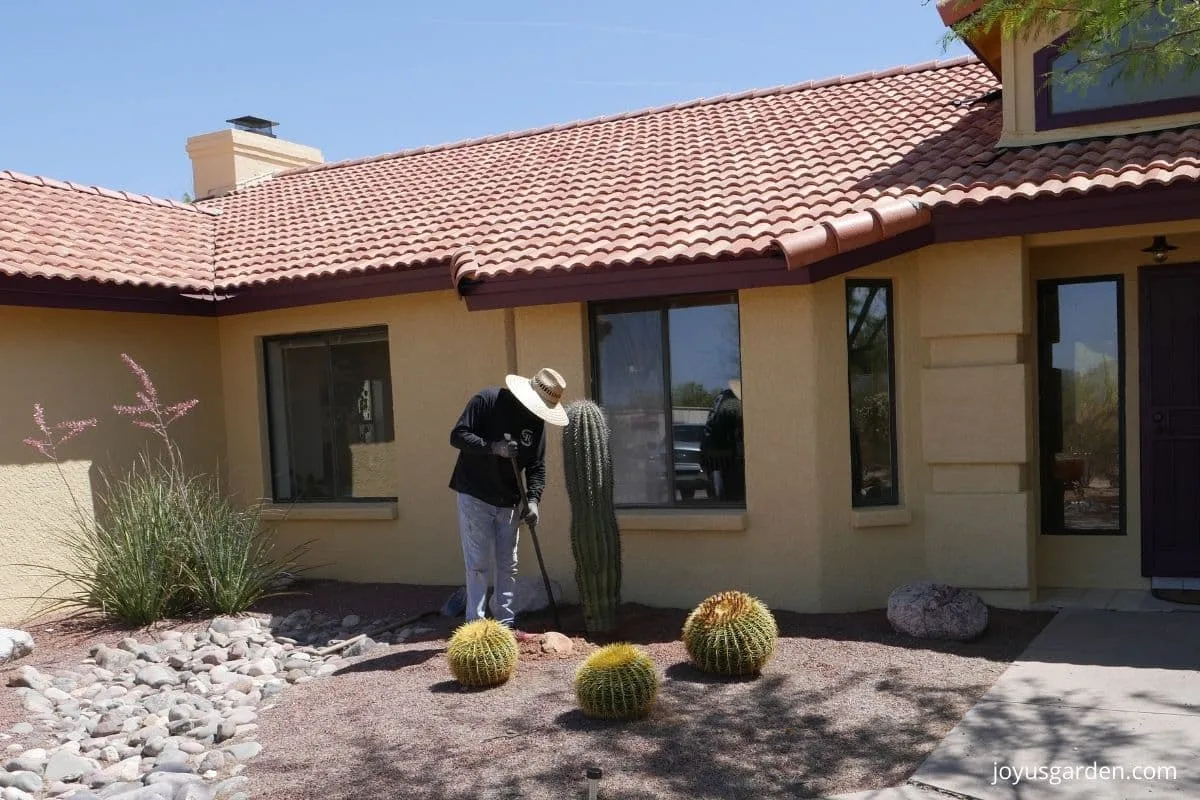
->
449 387 546 507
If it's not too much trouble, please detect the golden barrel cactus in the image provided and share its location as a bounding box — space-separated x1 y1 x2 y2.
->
682 590 778 676
446 619 518 688
574 643 658 719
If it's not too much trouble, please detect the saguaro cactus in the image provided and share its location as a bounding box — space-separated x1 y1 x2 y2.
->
562 400 621 633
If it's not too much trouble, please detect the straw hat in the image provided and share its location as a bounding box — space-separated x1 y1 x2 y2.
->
505 368 569 426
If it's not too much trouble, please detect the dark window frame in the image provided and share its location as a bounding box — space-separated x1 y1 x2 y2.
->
846 279 900 508
1036 276 1127 536
1033 31 1200 131
262 325 397 504
588 292 744 510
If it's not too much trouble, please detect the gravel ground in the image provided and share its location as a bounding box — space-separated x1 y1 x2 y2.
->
0 584 1052 799
243 583 1052 800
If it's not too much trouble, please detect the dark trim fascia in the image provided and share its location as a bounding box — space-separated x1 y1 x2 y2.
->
214 265 450 315
1033 32 1200 131
459 227 934 310
933 181 1200 243
0 275 217 316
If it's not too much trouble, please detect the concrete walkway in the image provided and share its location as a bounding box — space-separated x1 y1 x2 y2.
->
827 608 1200 799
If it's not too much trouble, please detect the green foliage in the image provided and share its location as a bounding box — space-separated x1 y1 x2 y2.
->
562 400 621 633
37 455 193 624
672 381 717 408
446 619 518 688
1060 357 1121 482
574 643 658 719
21 353 308 624
938 0 1200 90
27 454 308 625
682 590 778 676
179 480 309 615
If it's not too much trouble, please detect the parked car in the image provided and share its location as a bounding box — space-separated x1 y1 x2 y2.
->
673 423 711 501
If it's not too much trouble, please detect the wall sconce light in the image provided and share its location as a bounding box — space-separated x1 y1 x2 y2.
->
1142 235 1178 264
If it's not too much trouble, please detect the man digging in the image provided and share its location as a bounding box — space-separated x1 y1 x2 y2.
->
449 368 568 639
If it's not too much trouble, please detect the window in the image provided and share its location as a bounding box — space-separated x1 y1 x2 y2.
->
591 294 743 508
1037 278 1125 534
1035 7 1200 130
847 281 899 507
264 327 396 502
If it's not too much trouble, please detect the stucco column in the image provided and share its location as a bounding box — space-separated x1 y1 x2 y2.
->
918 238 1035 604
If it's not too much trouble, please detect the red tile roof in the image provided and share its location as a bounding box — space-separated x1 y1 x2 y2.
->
0 171 216 290
3 56 1200 297
208 57 1200 290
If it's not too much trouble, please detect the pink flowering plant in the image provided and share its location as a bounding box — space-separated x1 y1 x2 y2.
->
23 354 307 624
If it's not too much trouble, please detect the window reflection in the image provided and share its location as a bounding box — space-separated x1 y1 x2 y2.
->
1038 279 1124 532
264 327 396 502
847 282 898 507
594 296 744 507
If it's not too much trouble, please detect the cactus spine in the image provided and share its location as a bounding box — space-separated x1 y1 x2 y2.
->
446 619 518 688
682 590 778 676
574 643 658 719
562 400 621 633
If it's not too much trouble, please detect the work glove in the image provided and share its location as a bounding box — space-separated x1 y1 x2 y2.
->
490 438 519 459
522 500 540 526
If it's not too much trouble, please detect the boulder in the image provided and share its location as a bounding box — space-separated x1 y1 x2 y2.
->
0 630 33 665
540 632 573 656
887 582 988 641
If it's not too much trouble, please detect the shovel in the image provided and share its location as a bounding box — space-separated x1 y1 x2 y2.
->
506 435 562 631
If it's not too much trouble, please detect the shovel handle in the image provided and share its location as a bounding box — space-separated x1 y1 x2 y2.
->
504 436 562 631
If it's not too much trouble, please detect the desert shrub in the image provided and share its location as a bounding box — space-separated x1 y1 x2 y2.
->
574 643 658 719
682 590 778 676
44 454 194 624
177 474 308 616
21 354 308 624
446 619 518 688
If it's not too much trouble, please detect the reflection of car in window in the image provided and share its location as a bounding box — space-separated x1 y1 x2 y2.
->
673 423 710 500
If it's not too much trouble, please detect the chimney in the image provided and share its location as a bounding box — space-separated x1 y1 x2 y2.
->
186 116 323 200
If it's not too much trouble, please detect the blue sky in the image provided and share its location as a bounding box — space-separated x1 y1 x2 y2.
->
1 1 967 200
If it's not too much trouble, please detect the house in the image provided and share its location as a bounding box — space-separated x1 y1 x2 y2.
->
3 4 1199 624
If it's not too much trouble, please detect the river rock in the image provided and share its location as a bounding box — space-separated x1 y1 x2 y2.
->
44 750 98 782
0 772 41 793
886 581 989 641
135 667 179 690
540 632 574 656
0 631 33 665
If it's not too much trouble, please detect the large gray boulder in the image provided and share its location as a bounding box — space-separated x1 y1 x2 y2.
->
0 629 34 664
887 582 988 641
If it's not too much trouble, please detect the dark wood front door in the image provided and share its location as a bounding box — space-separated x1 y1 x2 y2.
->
1141 264 1200 577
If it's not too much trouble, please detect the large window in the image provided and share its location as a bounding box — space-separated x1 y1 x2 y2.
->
1035 6 1200 129
264 326 396 503
847 281 899 507
592 295 743 508
1037 278 1125 534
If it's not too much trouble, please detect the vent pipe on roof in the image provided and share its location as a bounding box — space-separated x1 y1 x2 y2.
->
185 118 323 200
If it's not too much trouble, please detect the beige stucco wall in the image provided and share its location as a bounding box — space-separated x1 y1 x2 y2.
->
917 238 1035 605
999 27 1200 147
217 290 510 588
1030 224 1200 590
211 243 1038 613
0 307 225 625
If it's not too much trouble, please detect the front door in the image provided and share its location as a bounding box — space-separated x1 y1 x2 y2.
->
1141 264 1200 577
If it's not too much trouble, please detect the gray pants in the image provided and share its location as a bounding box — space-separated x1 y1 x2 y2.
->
456 492 520 627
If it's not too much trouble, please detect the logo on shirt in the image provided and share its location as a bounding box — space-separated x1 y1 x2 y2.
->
520 429 533 447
